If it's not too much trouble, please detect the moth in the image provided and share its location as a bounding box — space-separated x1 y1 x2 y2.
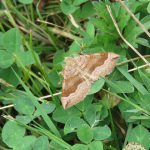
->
61 52 119 109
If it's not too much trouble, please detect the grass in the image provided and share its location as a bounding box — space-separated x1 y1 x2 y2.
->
0 0 150 150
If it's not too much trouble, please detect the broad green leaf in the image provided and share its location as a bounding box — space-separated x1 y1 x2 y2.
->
53 51 65 70
34 102 55 117
50 141 66 150
76 95 93 111
60 0 78 15
139 94 150 112
116 4 130 31
0 66 20 87
14 136 36 150
111 2 120 17
16 51 36 67
85 22 95 39
89 78 105 95
3 28 21 53
13 91 35 115
0 32 4 48
79 2 95 19
118 99 141 123
102 94 120 109
139 71 150 92
91 18 114 37
68 41 81 55
12 70 60 137
136 38 150 48
106 80 134 93
88 141 103 150
77 124 93 144
18 0 33 4
33 136 49 150
16 115 34 124
142 119 150 128
128 125 150 149
128 0 147 11
93 2 110 23
48 70 60 88
64 117 86 134
93 125 111 140
73 0 88 5
137 15 150 36
72 144 88 150
83 46 105 54
0 50 14 68
84 105 98 126
118 67 148 94
73 1 95 21
2 121 25 148
93 2 119 41
100 106 109 120
52 106 81 123
124 15 139 44
147 2 150 13
81 31 94 46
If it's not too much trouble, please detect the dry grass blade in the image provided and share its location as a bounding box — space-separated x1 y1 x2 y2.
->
0 79 13 87
0 104 14 110
128 64 150 72
117 0 150 38
0 92 62 110
37 19 81 40
106 5 150 67
39 92 62 100
68 14 80 29
117 55 150 66
59 0 80 29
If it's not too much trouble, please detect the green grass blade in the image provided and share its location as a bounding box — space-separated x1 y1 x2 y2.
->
13 118 71 150
118 67 148 95
138 70 150 92
12 68 61 137
35 125 71 150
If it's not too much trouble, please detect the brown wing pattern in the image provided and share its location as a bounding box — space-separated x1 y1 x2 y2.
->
61 56 91 109
90 53 119 80
61 52 119 109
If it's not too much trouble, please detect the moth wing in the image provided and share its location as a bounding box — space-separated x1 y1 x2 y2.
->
61 52 119 109
83 52 119 81
61 57 91 109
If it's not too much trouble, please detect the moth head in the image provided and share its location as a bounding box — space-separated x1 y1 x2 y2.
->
109 52 120 60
